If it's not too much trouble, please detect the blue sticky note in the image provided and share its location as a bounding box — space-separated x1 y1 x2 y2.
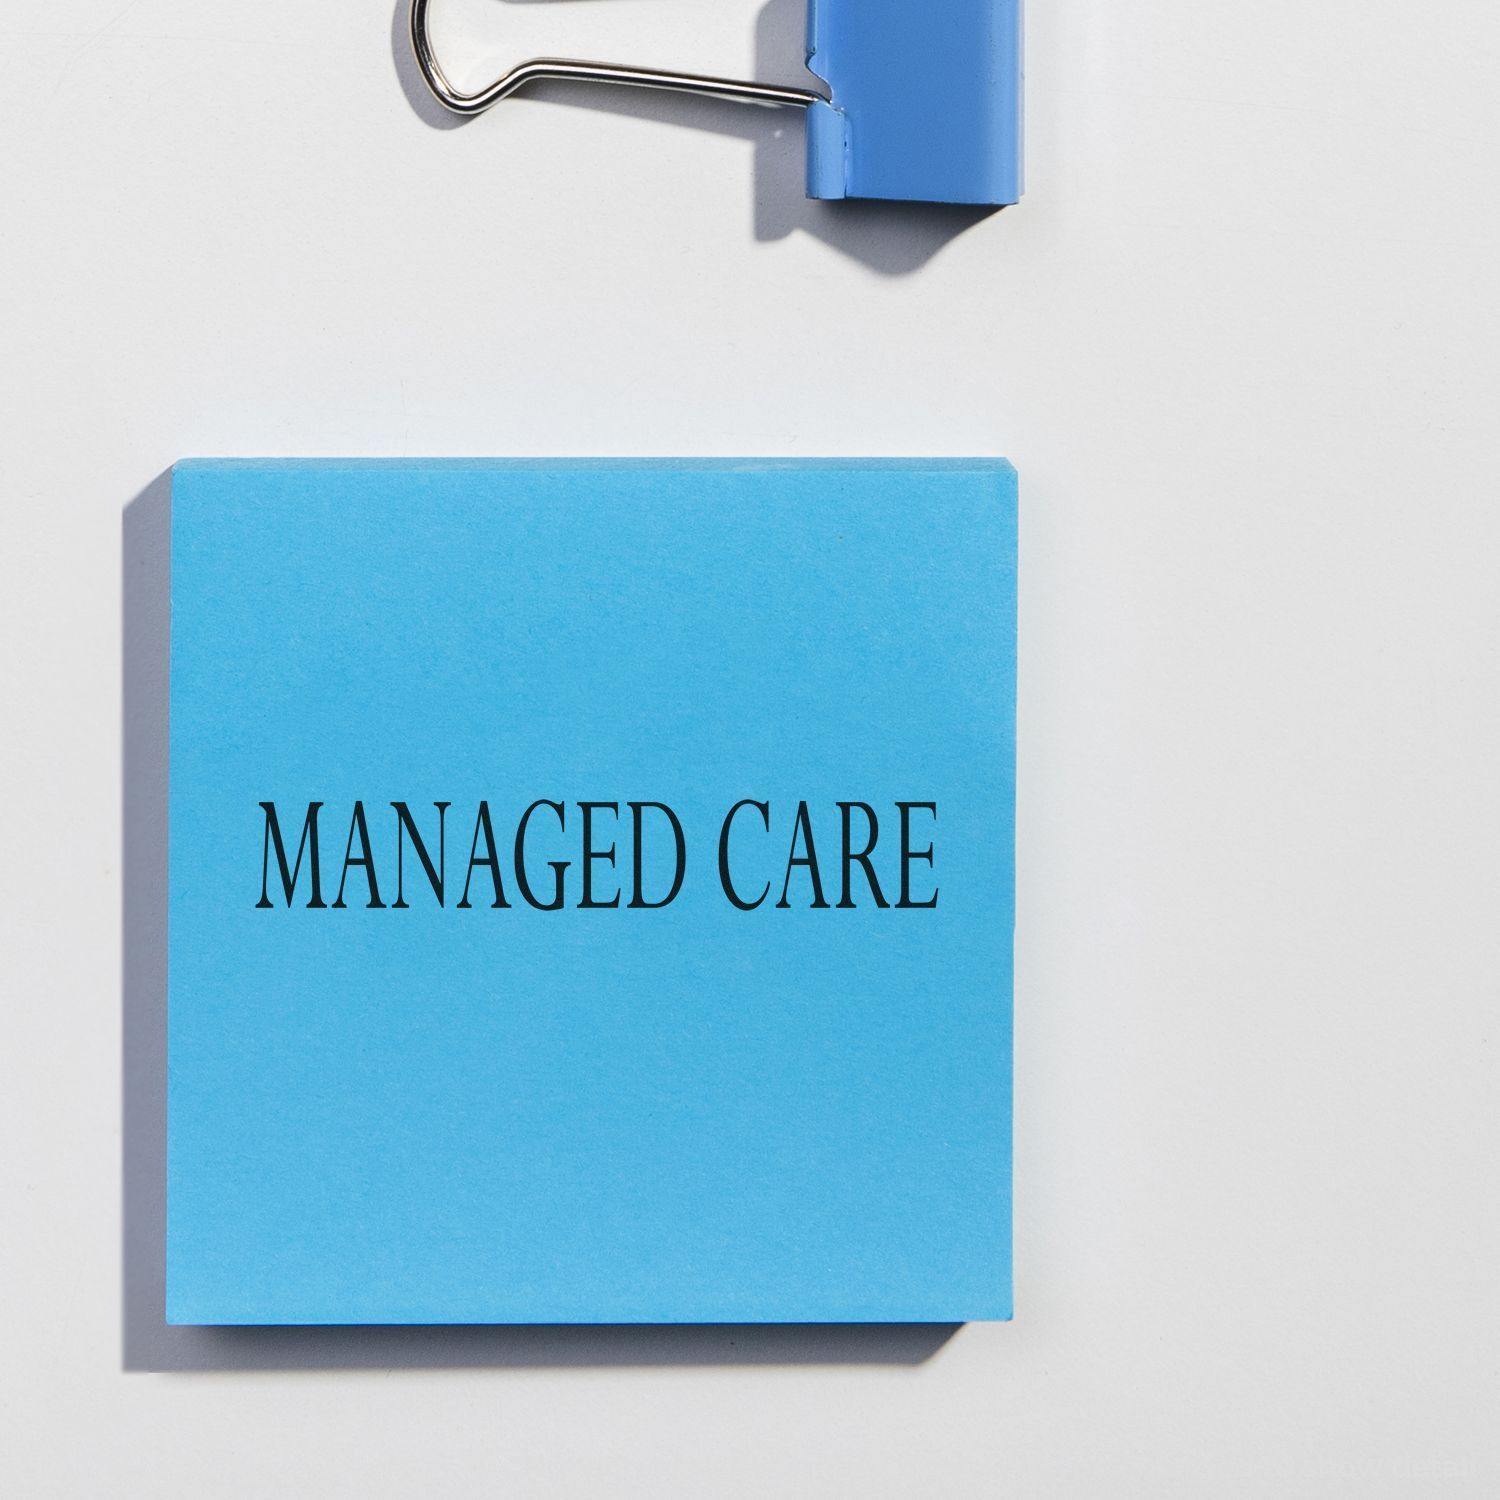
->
167 459 1016 1324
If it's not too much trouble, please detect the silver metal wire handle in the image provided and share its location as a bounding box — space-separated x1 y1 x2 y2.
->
409 0 824 115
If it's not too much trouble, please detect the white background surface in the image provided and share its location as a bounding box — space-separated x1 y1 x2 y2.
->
3 0 1498 1493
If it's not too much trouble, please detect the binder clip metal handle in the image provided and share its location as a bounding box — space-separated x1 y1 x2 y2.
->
408 0 1023 207
409 0 821 116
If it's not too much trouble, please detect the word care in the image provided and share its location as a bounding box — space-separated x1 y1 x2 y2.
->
257 799 940 913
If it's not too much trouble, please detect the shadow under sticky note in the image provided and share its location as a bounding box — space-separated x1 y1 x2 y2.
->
166 459 1016 1326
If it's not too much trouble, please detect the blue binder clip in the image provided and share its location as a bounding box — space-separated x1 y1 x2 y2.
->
408 0 1022 207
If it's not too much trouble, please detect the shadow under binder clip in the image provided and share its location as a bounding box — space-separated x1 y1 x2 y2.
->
408 0 1022 207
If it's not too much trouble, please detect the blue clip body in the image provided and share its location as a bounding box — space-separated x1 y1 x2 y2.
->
806 0 1023 206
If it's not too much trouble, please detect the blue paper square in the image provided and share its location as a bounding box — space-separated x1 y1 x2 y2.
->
167 459 1016 1324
